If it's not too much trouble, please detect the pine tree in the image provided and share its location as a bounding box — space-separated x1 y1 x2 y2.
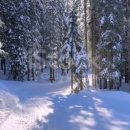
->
75 48 88 91
0 0 29 80
44 0 61 82
0 0 89 83
8 46 27 80
95 0 124 89
60 5 88 92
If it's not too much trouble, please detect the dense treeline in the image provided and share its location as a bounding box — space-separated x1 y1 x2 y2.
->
83 0 130 89
0 0 87 92
0 0 66 80
0 0 130 91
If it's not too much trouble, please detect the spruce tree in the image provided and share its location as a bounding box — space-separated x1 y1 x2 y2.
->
0 0 28 80
59 5 88 92
96 0 123 89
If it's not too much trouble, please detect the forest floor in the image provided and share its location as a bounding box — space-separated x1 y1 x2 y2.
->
0 72 130 130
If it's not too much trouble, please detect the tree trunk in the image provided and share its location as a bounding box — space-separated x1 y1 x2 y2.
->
50 67 55 83
84 0 88 54
27 67 30 81
32 68 35 80
3 60 6 75
71 68 73 92
53 68 55 81
87 0 93 69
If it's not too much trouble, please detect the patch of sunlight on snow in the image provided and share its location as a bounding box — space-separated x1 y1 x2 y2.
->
90 89 97 92
23 97 54 122
80 126 90 130
80 110 94 117
49 87 71 97
109 126 125 130
92 97 103 103
82 95 87 98
95 106 112 118
69 105 83 109
69 114 96 127
111 120 130 125
93 97 112 118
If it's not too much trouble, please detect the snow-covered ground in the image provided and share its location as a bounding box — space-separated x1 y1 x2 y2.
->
0 74 130 130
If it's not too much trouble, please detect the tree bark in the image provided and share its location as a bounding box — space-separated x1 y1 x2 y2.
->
71 66 74 92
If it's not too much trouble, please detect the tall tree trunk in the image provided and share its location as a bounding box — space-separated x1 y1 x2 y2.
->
84 0 87 53
50 67 53 83
71 68 73 92
27 56 30 81
50 67 55 82
87 0 97 87
53 68 55 81
87 0 93 69
3 59 6 75
1 59 3 70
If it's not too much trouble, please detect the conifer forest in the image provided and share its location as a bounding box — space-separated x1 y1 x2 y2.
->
0 0 130 130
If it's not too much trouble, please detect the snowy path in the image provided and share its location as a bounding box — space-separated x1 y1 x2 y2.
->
0 77 130 130
0 75 71 130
